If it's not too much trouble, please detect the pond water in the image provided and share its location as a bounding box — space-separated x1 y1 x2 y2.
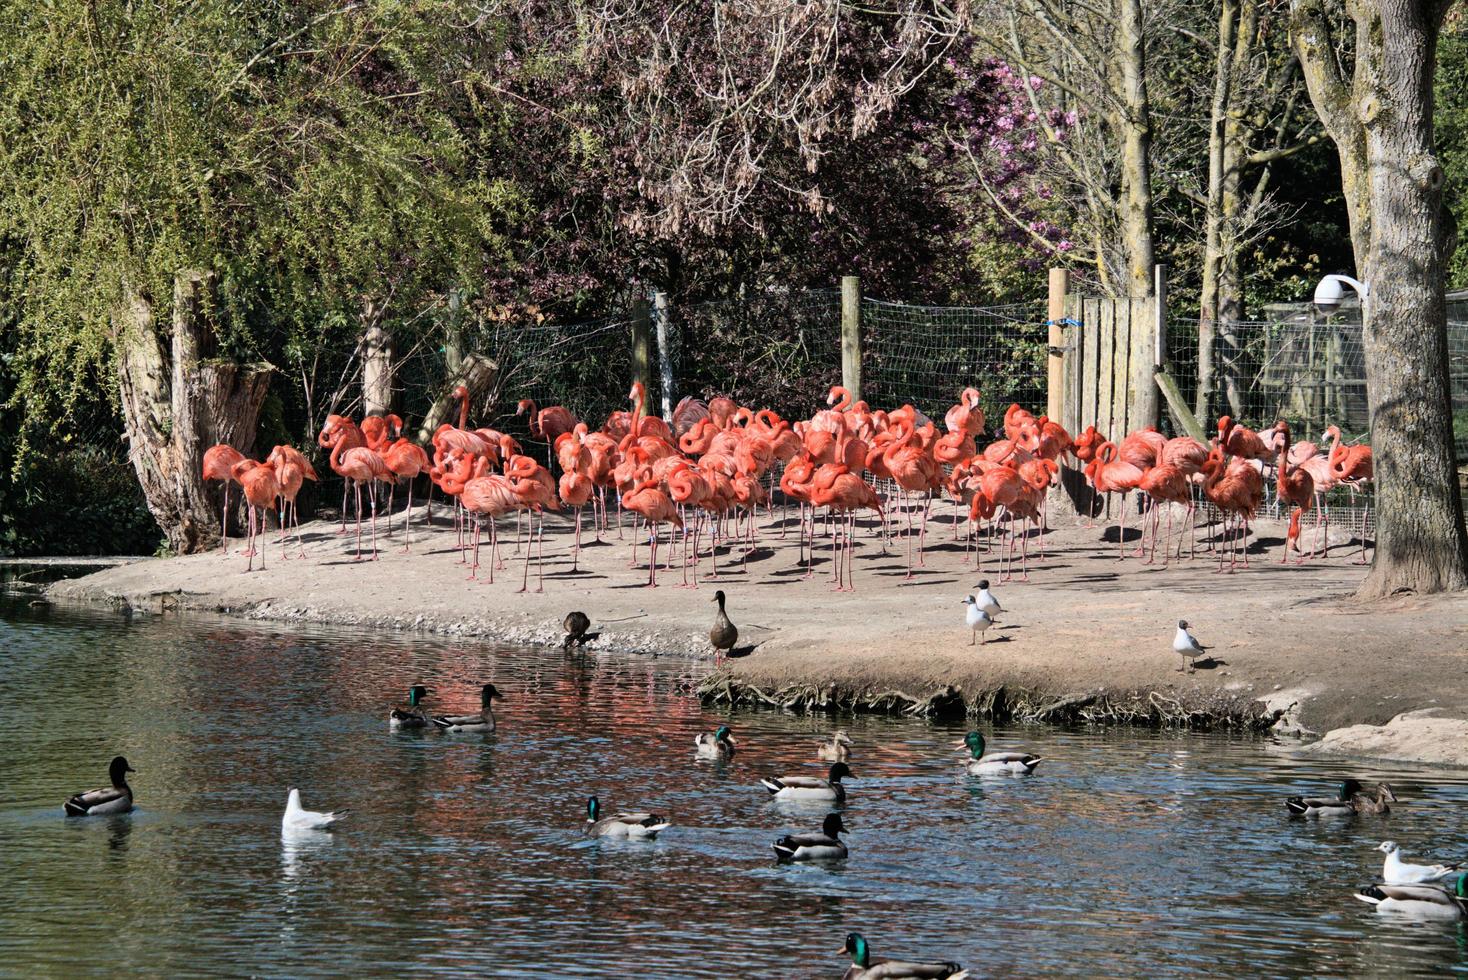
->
3 598 1468 977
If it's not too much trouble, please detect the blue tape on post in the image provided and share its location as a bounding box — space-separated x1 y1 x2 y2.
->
1044 317 1082 328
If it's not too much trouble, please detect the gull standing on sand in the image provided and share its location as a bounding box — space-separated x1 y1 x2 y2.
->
283 788 348 832
1378 841 1464 884
961 595 992 646
1173 620 1209 672
972 580 1003 620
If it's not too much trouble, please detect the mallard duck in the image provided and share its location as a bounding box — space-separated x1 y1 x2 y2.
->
585 795 672 838
1378 841 1464 884
431 683 504 733
818 730 854 762
710 590 738 662
760 762 852 802
960 731 1041 775
838 933 969 979
563 611 591 649
282 788 348 832
1355 874 1468 919
64 756 136 817
772 812 847 861
695 725 737 760
1285 778 1394 817
960 596 992 645
389 684 431 729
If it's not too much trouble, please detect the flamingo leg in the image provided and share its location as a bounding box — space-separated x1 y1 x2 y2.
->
402 482 414 552
467 521 481 580
353 483 365 560
220 483 231 555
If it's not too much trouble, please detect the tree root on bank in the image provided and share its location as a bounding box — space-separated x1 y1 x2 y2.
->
697 675 1273 731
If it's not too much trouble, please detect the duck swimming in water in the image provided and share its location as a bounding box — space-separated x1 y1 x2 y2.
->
772 812 847 862
431 683 504 733
1285 778 1395 817
64 756 136 817
818 730 853 762
760 762 853 802
584 795 672 838
960 731 1041 775
1355 874 1468 920
837 932 969 979
389 685 432 729
695 725 737 760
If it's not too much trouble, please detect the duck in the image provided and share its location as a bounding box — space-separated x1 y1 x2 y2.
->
694 724 737 760
960 731 1041 775
563 611 591 649
972 580 1002 619
431 683 504 733
64 756 136 817
760 762 853 802
710 590 738 662
1355 874 1468 919
584 795 672 838
1173 620 1209 672
1285 778 1395 817
960 595 992 646
838 933 969 979
772 812 847 862
389 684 432 729
1378 841 1464 884
282 788 348 832
818 730 854 762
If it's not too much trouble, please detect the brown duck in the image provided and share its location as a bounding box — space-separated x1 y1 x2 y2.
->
563 611 591 650
710 590 738 662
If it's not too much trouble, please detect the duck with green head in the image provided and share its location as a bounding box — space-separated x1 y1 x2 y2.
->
760 762 852 802
389 685 432 729
960 731 1041 775
64 756 136 817
838 933 969 979
585 795 672 838
695 724 737 760
431 684 504 733
1356 873 1468 920
772 812 847 861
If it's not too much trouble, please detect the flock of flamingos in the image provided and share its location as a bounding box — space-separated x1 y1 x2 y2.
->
200 381 1375 589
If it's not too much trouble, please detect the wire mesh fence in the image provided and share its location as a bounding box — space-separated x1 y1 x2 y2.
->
862 299 1048 423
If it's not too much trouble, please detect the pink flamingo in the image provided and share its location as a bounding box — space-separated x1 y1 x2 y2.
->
1090 441 1145 560
326 428 394 561
203 444 245 554
623 478 682 587
230 459 280 572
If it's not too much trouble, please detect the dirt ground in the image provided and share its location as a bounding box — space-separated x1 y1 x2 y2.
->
46 494 1468 763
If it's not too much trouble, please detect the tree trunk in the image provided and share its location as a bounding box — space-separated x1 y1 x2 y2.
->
1355 0 1467 596
414 352 499 444
114 271 273 554
1196 0 1239 420
1117 0 1159 428
361 298 394 416
1293 0 1468 596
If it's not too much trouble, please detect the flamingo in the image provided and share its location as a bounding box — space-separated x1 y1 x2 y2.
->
506 454 560 592
622 478 682 587
1138 462 1191 564
460 463 519 583
382 437 431 548
326 428 393 561
318 414 368 533
518 398 579 469
1330 429 1374 564
809 463 882 591
1201 445 1264 573
230 459 280 572
265 445 317 558
202 444 246 554
1275 422 1315 563
1089 442 1144 560
884 419 942 579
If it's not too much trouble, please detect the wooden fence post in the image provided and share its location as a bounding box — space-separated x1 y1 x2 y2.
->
630 296 652 393
841 275 863 401
1047 268 1068 423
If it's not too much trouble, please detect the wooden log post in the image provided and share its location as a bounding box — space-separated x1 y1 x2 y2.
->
841 275 863 401
630 297 653 394
1047 269 1076 515
413 352 499 445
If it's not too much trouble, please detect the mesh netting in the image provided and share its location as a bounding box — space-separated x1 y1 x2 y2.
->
862 299 1048 423
667 289 844 420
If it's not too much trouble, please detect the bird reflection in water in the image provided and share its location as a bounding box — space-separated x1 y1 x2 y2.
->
105 815 133 853
281 826 334 884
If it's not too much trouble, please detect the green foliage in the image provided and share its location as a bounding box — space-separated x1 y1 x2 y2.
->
1438 27 1468 288
0 446 160 557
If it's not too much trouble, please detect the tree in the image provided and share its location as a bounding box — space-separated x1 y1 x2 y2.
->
1292 0 1468 595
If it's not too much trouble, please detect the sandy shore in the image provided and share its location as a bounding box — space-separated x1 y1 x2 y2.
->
45 496 1468 763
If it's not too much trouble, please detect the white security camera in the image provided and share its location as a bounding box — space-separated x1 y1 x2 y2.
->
1313 274 1367 314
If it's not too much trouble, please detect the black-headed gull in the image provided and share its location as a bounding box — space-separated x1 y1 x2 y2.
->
1379 840 1464 884
282 788 348 832
1173 619 1208 672
971 580 1003 619
962 595 993 646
